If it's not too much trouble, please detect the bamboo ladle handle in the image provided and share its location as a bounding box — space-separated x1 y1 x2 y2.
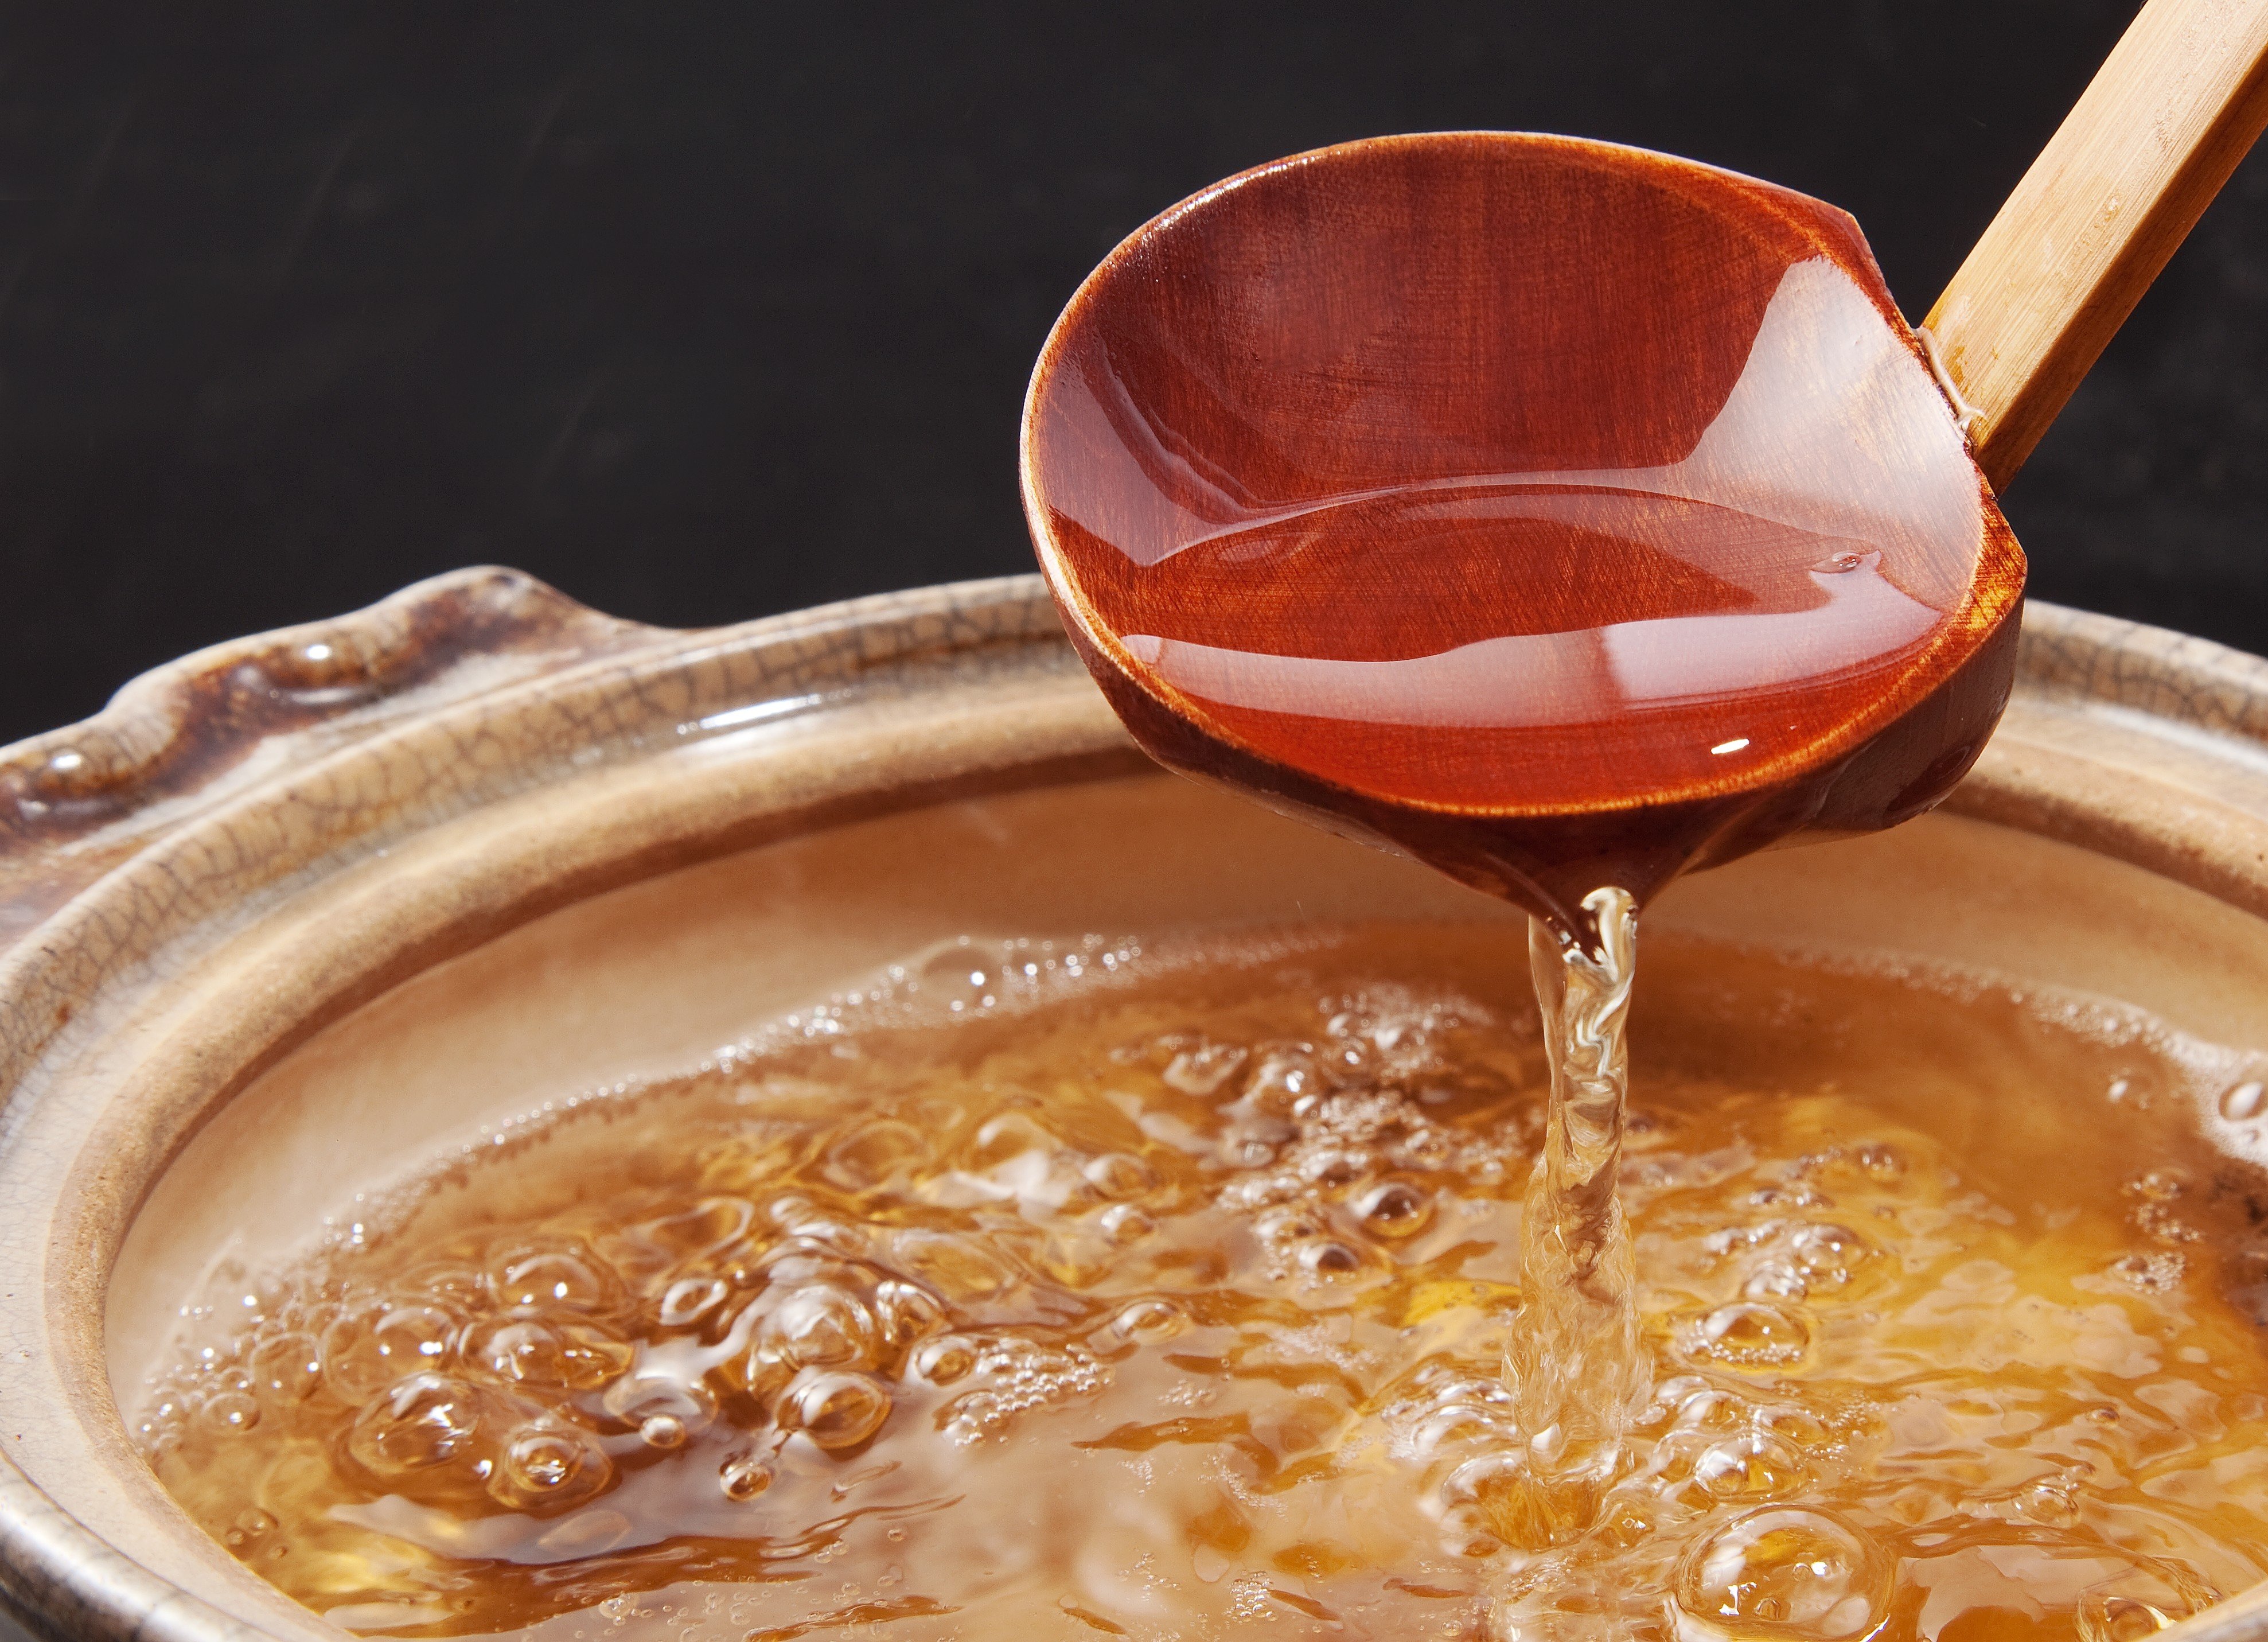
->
1925 0 2268 491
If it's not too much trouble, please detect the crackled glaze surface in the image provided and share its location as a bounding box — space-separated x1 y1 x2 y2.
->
0 571 646 950
1 573 2266 1642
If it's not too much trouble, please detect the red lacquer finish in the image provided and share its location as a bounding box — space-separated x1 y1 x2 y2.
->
1022 133 2026 941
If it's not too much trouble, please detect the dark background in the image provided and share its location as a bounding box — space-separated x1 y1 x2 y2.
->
3 1 2264 746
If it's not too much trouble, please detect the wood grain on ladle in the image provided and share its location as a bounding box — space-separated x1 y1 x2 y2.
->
1019 0 2268 945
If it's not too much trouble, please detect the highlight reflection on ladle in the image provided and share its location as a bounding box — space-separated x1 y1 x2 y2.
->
1023 134 2024 940
1123 532 1938 753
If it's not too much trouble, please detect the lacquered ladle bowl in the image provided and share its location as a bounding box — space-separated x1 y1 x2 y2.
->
1022 131 2027 937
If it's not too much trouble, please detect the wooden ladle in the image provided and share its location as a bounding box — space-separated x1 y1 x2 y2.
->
1020 0 2268 944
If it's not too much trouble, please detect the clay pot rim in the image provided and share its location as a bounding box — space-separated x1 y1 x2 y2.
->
2 571 2267 1642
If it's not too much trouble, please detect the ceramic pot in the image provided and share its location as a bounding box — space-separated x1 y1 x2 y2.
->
3 570 2267 1642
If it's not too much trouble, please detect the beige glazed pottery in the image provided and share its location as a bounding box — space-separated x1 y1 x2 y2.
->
4 569 2268 1641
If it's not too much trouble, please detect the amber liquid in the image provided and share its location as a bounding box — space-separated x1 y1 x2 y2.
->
141 925 2268 1642
1074 482 1968 814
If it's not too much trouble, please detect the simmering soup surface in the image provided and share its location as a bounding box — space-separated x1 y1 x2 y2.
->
139 925 2268 1642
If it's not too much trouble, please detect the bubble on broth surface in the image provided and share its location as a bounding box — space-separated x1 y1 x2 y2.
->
1107 1297 1187 1343
493 1421 613 1511
462 1317 632 1390
248 1331 321 1403
133 925 2268 1642
1675 1508 1891 1639
1692 1432 1810 1503
197 1390 261 1434
1786 1224 1872 1291
716 1451 771 1503
2076 1563 2219 1642
345 1373 482 1478
1356 1177 1436 1239
1677 1302 1814 1369
781 1369 892 1450
321 1301 459 1400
